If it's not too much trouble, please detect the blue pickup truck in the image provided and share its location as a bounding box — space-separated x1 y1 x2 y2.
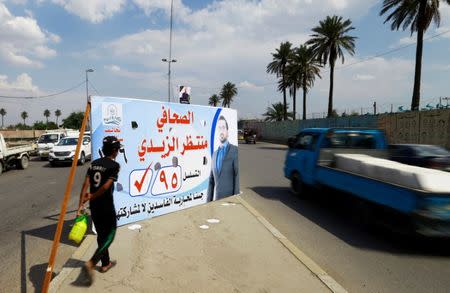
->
284 128 450 236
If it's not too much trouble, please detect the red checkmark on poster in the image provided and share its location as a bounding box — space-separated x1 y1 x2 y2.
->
134 162 153 192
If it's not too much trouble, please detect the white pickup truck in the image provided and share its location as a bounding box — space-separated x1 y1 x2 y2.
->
0 133 33 175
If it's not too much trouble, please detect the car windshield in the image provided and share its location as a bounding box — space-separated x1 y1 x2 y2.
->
38 134 59 143
412 145 450 157
58 138 78 146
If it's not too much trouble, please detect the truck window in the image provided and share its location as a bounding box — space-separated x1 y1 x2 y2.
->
323 133 376 149
294 133 319 150
38 134 59 143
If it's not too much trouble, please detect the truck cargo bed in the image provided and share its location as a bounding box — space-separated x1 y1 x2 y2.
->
316 165 450 214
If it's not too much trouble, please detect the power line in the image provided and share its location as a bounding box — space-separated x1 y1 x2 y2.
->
330 28 450 72
0 80 86 99
2 28 449 100
88 81 101 96
242 28 450 89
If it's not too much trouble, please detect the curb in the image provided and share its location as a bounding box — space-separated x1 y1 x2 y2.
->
49 234 96 293
237 196 348 293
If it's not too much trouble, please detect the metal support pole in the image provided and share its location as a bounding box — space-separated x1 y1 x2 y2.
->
85 69 94 101
168 0 174 102
41 102 91 293
85 71 88 101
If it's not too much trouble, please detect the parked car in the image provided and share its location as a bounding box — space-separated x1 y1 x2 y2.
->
238 129 244 140
49 135 91 166
37 132 66 160
244 129 256 144
389 144 450 172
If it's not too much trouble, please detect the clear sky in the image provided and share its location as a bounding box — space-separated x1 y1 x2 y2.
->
0 0 449 124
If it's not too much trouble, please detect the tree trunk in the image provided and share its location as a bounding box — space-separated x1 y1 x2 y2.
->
282 65 287 120
292 85 297 120
328 61 335 117
411 2 426 111
1 116 3 128
303 81 307 120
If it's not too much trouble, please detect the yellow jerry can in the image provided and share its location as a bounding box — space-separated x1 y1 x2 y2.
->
69 214 88 244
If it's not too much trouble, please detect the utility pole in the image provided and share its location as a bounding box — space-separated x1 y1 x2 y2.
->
85 69 94 101
162 0 176 103
373 101 377 115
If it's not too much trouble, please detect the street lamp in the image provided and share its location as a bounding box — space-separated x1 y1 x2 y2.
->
162 59 177 102
162 0 176 103
85 69 94 101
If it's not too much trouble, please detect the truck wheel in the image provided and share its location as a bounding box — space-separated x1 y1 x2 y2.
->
291 172 305 197
78 152 86 166
0 161 3 176
19 156 29 170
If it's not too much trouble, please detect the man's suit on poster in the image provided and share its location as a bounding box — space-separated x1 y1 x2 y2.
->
207 143 239 201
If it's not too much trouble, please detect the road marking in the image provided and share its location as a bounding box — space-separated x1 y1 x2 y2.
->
237 195 348 293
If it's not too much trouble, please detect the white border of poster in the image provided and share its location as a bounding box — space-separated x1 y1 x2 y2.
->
90 96 239 226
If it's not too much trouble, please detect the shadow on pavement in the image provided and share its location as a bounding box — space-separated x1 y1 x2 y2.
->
44 209 78 221
257 146 287 151
30 157 43 162
41 163 70 168
250 186 450 257
21 219 78 293
28 263 55 293
70 266 91 288
25 219 77 246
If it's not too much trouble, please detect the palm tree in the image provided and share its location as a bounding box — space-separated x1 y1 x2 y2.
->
284 63 299 120
21 111 28 125
278 75 299 119
294 45 322 120
55 109 62 126
380 0 450 111
267 41 293 120
0 108 6 129
263 102 293 122
220 82 238 108
307 15 356 117
208 94 220 107
44 109 51 124
285 48 304 121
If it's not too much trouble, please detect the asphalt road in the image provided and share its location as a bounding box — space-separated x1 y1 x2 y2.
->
0 158 89 293
239 141 450 293
2 143 450 293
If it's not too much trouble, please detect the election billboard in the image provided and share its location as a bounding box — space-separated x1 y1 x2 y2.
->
90 96 239 226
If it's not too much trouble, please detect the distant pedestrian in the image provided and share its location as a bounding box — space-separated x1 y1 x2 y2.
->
77 136 121 286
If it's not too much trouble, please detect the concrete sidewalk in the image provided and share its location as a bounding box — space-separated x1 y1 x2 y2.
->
50 196 330 293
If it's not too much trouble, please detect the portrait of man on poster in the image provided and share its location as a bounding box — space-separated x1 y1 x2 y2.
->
207 115 239 201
